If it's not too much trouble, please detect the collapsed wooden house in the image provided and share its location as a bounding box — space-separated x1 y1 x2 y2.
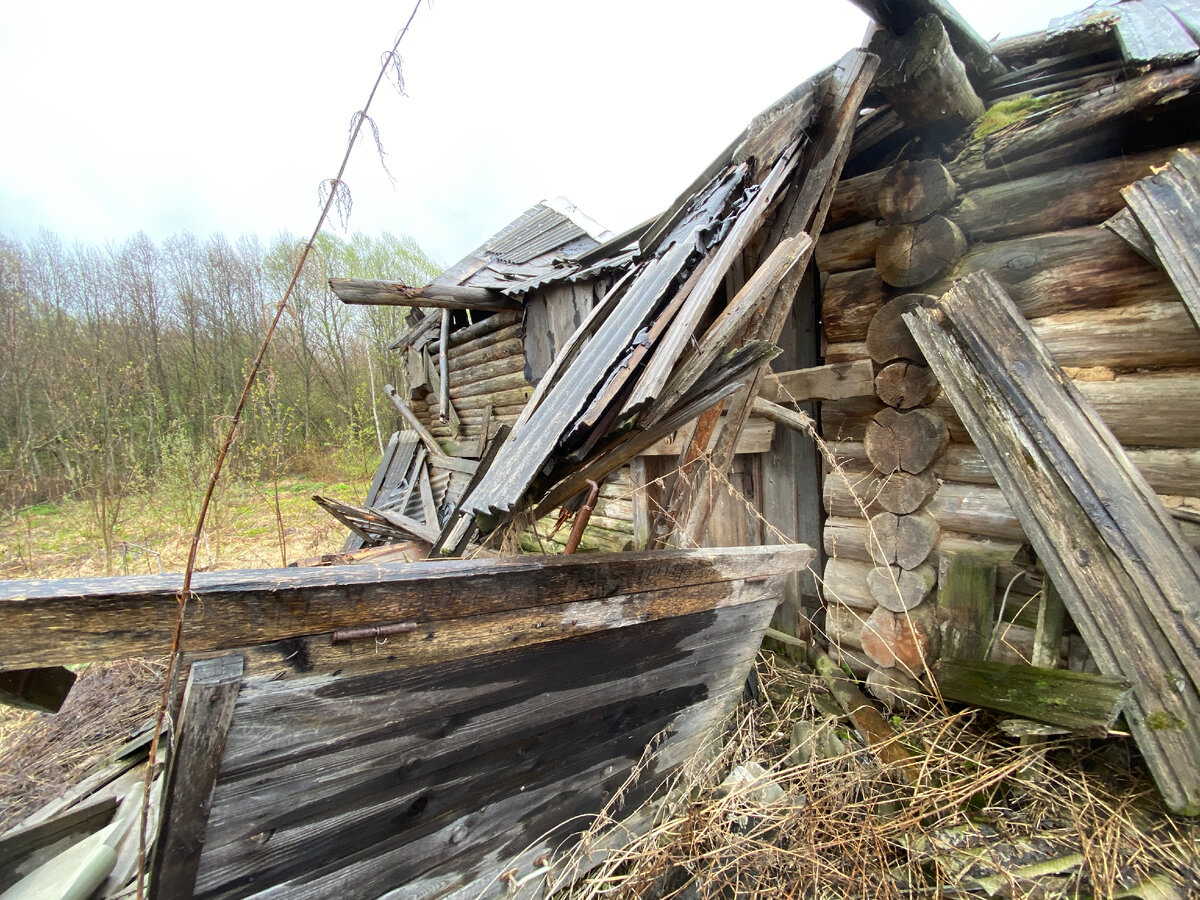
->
4 0 1200 896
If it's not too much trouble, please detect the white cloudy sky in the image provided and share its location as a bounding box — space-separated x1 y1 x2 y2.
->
1 0 1091 267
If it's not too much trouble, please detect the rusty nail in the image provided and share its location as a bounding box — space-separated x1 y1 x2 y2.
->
331 622 418 644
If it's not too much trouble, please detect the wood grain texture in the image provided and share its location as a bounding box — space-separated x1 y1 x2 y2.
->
0 545 811 670
187 596 780 900
1123 147 1200 331
907 272 1200 813
152 655 243 899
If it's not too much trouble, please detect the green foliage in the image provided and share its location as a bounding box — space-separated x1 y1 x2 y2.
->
971 93 1066 142
0 227 442 534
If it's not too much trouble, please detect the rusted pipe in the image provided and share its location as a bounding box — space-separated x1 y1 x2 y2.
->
563 480 601 555
331 621 418 644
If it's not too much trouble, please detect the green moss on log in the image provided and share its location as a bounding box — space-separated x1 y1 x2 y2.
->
971 94 1067 142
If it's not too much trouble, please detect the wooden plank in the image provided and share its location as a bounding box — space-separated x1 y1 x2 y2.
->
329 278 520 312
905 272 1200 814
151 654 243 899
1123 147 1200 332
762 359 875 403
936 554 997 662
459 166 749 519
672 50 880 547
189 601 776 899
0 665 76 713
0 545 813 670
934 659 1131 732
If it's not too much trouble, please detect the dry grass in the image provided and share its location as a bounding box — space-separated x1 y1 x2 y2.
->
0 658 168 832
560 652 1200 900
0 474 369 581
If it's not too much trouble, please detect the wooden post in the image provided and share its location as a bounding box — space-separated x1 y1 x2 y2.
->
438 309 451 423
936 554 998 662
151 655 243 899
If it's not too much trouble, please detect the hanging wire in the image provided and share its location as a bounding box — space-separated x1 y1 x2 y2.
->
135 2 428 893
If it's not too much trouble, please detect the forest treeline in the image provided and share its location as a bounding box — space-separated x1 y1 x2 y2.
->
0 228 439 522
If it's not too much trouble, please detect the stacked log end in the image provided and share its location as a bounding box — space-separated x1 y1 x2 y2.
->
821 159 964 698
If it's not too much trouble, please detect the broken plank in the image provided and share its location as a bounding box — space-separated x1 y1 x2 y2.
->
934 658 1131 732
151 655 243 899
1122 147 1200 332
905 272 1200 814
762 359 875 403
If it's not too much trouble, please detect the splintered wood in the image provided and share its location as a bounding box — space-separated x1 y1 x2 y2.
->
905 271 1200 814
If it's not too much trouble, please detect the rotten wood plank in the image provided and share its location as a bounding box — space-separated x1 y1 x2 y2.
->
151 654 243 899
1122 147 1200 332
905 271 1200 814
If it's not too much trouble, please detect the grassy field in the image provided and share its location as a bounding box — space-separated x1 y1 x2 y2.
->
0 470 374 581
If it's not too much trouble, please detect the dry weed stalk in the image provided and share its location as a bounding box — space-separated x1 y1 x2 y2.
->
559 653 1199 900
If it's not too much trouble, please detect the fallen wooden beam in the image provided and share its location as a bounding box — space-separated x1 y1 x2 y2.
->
0 545 815 671
905 271 1200 814
330 278 521 312
934 659 1131 733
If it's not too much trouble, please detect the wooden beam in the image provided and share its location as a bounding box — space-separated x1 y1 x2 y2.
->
0 545 814 670
934 658 1131 733
847 0 1005 87
761 359 875 404
151 655 243 899
329 278 521 312
0 665 76 713
1122 148 1200 332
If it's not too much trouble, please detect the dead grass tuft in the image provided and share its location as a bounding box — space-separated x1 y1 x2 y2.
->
561 652 1200 900
0 658 166 832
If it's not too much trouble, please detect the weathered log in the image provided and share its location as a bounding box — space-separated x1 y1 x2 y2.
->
936 442 1200 498
330 278 520 312
865 407 950 474
763 359 876 404
866 665 926 710
825 341 870 363
937 554 997 663
868 15 986 139
875 361 939 409
879 159 958 225
983 59 1200 168
849 0 1005 87
814 221 884 273
868 562 937 612
446 354 526 389
826 602 869 649
860 605 934 673
867 510 940 569
954 144 1200 244
824 227 1170 343
826 168 887 230
866 294 936 365
822 557 877 611
934 659 1131 732
876 215 967 288
446 310 524 348
822 460 939 518
447 371 531 402
447 335 524 371
823 269 898 344
927 482 1024 541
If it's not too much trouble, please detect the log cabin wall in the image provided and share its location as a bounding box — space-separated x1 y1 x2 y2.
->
814 23 1200 688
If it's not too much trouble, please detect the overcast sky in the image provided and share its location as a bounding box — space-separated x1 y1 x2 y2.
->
0 0 1092 268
